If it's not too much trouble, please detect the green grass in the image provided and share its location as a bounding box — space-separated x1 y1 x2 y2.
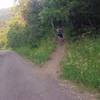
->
0 28 8 49
15 36 56 65
61 38 100 91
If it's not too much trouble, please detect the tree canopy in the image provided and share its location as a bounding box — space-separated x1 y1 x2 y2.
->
7 0 100 48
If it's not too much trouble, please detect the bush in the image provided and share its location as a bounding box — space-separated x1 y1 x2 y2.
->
0 28 8 49
68 0 100 36
7 24 27 48
15 35 56 65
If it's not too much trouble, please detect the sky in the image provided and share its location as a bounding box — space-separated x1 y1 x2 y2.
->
0 0 14 9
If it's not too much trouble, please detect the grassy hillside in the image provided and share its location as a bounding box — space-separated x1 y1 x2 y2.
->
61 37 100 91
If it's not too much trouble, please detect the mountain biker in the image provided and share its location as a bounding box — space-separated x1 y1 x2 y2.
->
56 27 64 42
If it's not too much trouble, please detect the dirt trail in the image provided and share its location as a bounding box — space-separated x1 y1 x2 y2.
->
0 47 96 100
34 44 65 79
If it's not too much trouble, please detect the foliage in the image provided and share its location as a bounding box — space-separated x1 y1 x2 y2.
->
0 0 100 91
68 0 100 36
0 28 8 49
7 15 27 47
61 38 100 90
41 0 100 36
8 0 54 48
8 0 100 49
19 0 44 42
15 35 56 64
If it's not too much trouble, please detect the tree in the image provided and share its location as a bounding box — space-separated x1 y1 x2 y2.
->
68 0 100 35
17 0 44 47
40 0 68 28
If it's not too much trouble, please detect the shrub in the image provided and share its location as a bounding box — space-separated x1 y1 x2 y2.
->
15 35 56 65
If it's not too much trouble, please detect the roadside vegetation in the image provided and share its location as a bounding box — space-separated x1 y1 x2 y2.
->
61 37 100 91
15 36 56 65
0 27 8 49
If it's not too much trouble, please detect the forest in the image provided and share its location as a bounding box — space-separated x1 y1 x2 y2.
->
0 0 100 91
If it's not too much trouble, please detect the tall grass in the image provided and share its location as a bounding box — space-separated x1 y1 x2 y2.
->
15 36 56 65
61 38 100 90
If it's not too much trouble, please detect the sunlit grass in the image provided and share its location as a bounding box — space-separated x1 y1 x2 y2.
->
15 36 56 65
61 38 100 90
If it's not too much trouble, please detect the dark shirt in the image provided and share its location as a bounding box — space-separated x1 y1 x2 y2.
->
57 28 63 38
